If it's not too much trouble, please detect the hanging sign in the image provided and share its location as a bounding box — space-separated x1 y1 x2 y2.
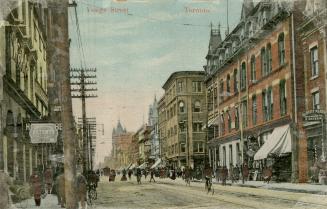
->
29 123 58 143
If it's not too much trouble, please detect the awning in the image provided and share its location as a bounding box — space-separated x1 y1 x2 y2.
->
208 116 219 127
254 124 292 160
150 158 162 169
129 164 137 170
126 163 133 170
138 162 147 169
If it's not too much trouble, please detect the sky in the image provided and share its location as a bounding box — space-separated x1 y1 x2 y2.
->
68 0 244 166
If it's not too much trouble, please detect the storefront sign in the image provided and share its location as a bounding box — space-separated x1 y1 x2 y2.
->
303 110 327 121
29 123 58 143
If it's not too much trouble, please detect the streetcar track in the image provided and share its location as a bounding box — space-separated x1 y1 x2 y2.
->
155 180 327 209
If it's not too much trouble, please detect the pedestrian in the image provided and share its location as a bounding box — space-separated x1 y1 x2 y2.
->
242 163 249 183
149 169 156 182
215 165 220 183
222 166 228 186
121 169 127 181
128 169 133 180
0 170 12 209
76 172 87 209
30 168 42 206
136 168 142 184
143 169 148 179
44 166 53 194
56 172 65 208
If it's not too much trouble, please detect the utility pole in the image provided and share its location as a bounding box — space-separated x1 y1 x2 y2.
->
48 0 77 208
70 68 97 173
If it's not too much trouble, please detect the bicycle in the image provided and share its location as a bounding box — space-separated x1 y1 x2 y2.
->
86 182 97 206
205 176 214 195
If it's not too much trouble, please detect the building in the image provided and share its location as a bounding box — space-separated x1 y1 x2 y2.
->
159 71 206 170
138 124 152 166
0 0 51 182
110 120 133 169
148 96 159 160
299 0 327 184
204 0 307 182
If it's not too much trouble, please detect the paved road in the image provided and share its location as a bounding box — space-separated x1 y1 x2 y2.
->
93 176 327 209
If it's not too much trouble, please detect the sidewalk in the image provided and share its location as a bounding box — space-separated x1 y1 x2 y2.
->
12 194 61 209
206 179 327 195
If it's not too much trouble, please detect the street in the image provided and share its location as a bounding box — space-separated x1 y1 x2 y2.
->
92 176 327 209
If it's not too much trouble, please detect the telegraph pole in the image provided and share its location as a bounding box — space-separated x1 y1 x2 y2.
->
70 68 97 173
48 0 77 208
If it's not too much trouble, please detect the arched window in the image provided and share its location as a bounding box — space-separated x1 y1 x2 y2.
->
278 33 285 65
233 69 238 94
179 101 185 113
250 55 256 82
261 47 267 76
267 43 272 73
226 74 231 96
194 101 201 112
240 62 246 90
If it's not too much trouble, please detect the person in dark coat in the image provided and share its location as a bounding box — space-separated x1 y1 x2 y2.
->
222 166 228 186
136 168 142 184
149 169 156 182
76 173 87 209
128 169 133 180
121 169 127 181
242 163 249 183
44 167 53 194
56 173 65 207
30 169 42 206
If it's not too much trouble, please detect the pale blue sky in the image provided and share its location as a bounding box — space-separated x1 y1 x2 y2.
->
68 0 243 165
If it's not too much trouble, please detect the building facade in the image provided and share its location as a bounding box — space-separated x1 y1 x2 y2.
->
205 0 307 182
299 0 327 183
0 0 51 182
159 71 206 170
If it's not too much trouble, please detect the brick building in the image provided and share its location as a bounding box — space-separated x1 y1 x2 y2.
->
204 0 308 182
299 0 327 183
159 71 206 170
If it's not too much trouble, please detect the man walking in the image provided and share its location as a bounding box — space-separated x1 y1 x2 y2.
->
29 169 42 206
56 172 65 208
44 166 53 194
149 169 156 183
76 172 87 209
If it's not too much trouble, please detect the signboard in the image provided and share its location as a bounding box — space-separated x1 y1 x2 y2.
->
29 123 58 144
303 110 327 121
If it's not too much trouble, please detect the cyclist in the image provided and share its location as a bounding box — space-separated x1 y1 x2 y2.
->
203 165 214 194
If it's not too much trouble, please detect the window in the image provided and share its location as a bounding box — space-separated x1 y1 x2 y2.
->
177 81 183 93
279 80 287 116
192 81 202 92
193 142 204 153
179 101 185 113
241 100 247 128
312 91 320 110
252 95 257 125
278 33 285 65
208 90 213 111
214 87 218 108
174 125 177 135
235 107 239 130
233 69 238 93
181 143 186 153
311 46 319 77
250 55 256 82
194 101 201 112
263 87 273 121
261 47 267 76
227 111 231 132
229 145 233 166
240 62 246 90
192 122 203 132
226 74 231 96
219 80 224 102
220 114 225 135
267 43 272 73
